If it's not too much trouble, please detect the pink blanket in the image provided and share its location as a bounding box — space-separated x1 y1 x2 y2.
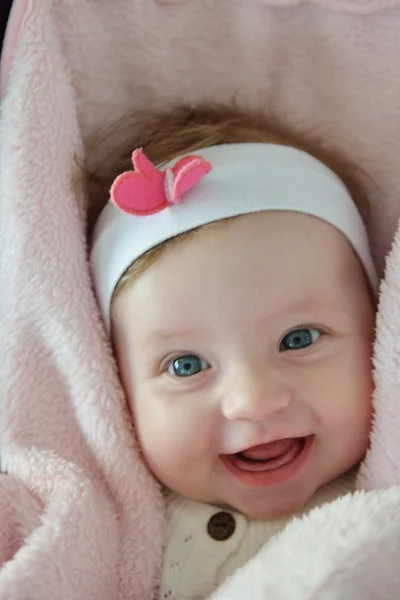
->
2 1 400 598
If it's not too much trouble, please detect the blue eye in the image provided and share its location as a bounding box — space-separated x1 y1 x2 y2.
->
168 355 211 377
280 328 321 351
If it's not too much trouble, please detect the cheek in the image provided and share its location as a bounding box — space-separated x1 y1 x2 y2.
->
313 342 374 443
131 390 217 477
343 340 374 419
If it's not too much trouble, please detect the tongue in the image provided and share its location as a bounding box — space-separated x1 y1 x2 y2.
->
232 438 303 472
240 439 295 461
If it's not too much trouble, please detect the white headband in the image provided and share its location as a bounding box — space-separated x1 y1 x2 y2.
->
90 143 378 331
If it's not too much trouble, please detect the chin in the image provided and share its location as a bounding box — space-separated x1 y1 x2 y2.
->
231 489 316 521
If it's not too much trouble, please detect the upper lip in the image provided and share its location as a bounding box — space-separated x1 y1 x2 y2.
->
224 434 312 456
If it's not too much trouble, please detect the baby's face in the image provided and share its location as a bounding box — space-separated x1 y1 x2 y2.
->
112 212 375 519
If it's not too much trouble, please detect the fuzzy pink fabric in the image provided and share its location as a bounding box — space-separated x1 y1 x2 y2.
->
2 0 400 598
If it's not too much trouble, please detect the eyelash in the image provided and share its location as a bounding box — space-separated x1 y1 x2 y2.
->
158 326 330 371
280 324 328 339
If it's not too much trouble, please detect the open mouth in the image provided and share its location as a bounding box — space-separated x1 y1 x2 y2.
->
220 435 314 487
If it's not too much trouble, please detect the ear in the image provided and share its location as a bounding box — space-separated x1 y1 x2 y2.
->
110 149 168 215
170 156 212 204
131 148 159 180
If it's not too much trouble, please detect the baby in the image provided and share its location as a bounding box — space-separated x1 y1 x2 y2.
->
88 105 377 599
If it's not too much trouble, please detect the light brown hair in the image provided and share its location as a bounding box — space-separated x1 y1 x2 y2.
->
84 103 369 301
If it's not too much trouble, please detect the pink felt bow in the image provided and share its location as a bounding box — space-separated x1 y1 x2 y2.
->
110 149 212 216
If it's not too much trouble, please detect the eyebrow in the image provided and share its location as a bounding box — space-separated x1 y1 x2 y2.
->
276 295 337 315
140 329 205 349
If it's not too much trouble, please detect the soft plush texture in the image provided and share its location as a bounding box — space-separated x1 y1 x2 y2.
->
2 1 400 598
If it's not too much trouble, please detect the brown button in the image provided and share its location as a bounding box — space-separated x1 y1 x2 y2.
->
207 511 236 541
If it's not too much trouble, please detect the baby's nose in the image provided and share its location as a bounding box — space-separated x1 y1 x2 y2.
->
221 365 293 422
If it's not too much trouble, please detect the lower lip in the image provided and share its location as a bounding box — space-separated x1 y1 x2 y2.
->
220 435 315 488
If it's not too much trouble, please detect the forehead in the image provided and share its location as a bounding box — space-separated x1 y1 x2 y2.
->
113 211 367 332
